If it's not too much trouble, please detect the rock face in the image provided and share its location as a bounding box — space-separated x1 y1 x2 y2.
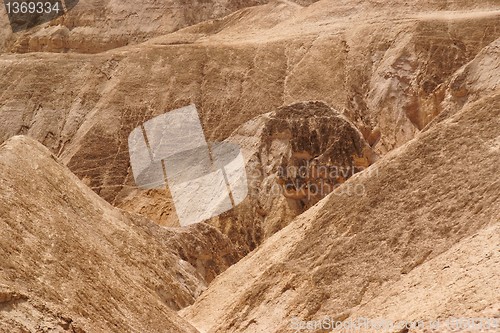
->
211 101 376 252
0 136 240 332
120 101 376 252
180 89 500 333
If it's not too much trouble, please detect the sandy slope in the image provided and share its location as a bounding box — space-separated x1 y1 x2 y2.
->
180 90 500 332
349 222 499 331
0 136 240 332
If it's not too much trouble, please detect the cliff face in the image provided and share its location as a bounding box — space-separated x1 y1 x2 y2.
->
214 101 376 252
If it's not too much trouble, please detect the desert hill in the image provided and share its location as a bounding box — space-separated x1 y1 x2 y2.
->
180 84 500 333
207 101 377 252
0 135 242 332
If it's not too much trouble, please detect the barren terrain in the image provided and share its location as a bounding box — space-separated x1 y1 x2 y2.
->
0 0 499 332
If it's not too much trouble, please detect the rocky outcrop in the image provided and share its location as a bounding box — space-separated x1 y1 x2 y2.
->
0 136 239 332
210 101 376 252
424 37 500 130
120 101 376 252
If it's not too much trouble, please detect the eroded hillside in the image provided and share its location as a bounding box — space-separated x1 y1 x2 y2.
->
181 85 500 333
0 0 499 332
0 136 243 332
1 1 498 238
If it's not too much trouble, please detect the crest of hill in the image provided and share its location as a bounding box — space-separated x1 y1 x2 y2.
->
0 135 241 332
